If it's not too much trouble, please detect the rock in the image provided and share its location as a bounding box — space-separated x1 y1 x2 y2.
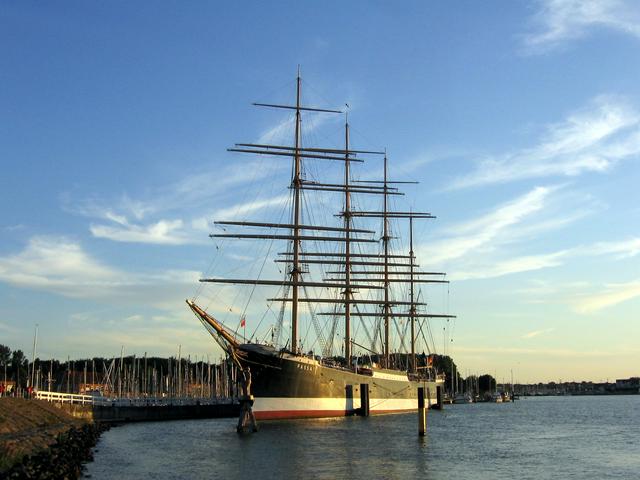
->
2 423 111 479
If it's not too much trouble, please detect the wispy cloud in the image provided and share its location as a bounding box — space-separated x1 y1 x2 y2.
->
167 160 285 210
419 180 639 282
420 186 556 265
454 344 637 358
191 193 290 232
523 0 640 54
573 279 640 313
522 327 556 339
449 236 640 282
449 95 640 189
257 110 337 145
578 238 640 259
212 193 290 220
90 218 194 245
452 251 568 281
66 157 289 245
0 236 200 300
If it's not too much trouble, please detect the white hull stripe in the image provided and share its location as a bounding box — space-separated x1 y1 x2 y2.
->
253 395 438 414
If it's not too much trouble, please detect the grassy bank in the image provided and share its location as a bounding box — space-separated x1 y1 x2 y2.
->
0 398 86 472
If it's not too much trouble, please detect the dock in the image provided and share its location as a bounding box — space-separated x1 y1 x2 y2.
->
35 391 240 423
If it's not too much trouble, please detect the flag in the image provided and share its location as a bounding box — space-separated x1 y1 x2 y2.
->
240 316 246 328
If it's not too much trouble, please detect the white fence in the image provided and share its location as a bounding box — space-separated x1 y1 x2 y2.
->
35 390 234 407
35 390 95 405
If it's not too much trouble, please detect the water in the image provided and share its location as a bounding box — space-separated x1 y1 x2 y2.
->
85 396 640 479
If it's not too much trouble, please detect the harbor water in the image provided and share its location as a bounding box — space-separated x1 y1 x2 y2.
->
85 395 639 479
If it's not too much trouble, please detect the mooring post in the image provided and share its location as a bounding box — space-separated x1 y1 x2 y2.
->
359 383 370 417
237 367 258 433
433 385 443 410
418 386 427 436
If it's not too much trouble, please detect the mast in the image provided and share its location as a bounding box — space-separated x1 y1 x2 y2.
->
410 216 416 373
383 156 390 367
344 116 352 365
291 68 302 354
189 73 458 372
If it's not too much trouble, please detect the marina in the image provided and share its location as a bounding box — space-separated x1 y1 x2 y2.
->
84 395 640 480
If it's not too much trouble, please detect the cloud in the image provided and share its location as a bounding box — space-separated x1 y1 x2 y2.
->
523 0 640 54
66 159 288 245
452 251 568 281
257 110 337 145
55 309 220 357
166 160 285 210
454 344 636 358
0 236 200 300
573 279 640 313
211 193 290 220
90 218 194 245
418 181 639 282
449 236 640 282
522 327 556 339
420 186 555 265
449 95 640 189
579 238 640 259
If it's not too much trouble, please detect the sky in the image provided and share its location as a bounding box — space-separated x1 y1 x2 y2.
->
1 1 639 383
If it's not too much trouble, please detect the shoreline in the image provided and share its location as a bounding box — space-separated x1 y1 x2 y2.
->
0 398 109 478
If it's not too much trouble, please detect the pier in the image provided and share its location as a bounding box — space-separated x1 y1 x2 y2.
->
34 391 240 423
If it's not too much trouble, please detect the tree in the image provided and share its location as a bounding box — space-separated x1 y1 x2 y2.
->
0 344 10 365
478 374 496 394
0 345 10 386
11 349 28 388
430 354 462 393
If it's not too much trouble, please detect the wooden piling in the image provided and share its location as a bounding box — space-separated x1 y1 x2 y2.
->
432 385 443 410
359 383 370 417
418 386 427 436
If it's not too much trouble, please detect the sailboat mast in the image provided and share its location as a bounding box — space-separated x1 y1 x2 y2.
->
344 118 352 366
383 156 390 367
410 216 416 373
291 70 302 354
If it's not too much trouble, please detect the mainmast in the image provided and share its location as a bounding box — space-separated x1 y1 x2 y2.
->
291 69 302 353
343 116 352 365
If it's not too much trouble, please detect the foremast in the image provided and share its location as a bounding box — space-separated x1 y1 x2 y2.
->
291 70 302 354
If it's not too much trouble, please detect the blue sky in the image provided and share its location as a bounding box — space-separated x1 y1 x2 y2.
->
1 1 639 382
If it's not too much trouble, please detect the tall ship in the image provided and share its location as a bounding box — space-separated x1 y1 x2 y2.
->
187 72 455 420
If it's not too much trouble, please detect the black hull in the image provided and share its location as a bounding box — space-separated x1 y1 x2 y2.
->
237 344 443 420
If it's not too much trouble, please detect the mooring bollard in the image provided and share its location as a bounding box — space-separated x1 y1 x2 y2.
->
360 383 370 417
418 386 427 436
433 385 443 410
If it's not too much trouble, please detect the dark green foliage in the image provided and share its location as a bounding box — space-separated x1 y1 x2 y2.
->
478 374 496 394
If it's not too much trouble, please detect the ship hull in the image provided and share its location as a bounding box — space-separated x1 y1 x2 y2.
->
237 344 443 420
